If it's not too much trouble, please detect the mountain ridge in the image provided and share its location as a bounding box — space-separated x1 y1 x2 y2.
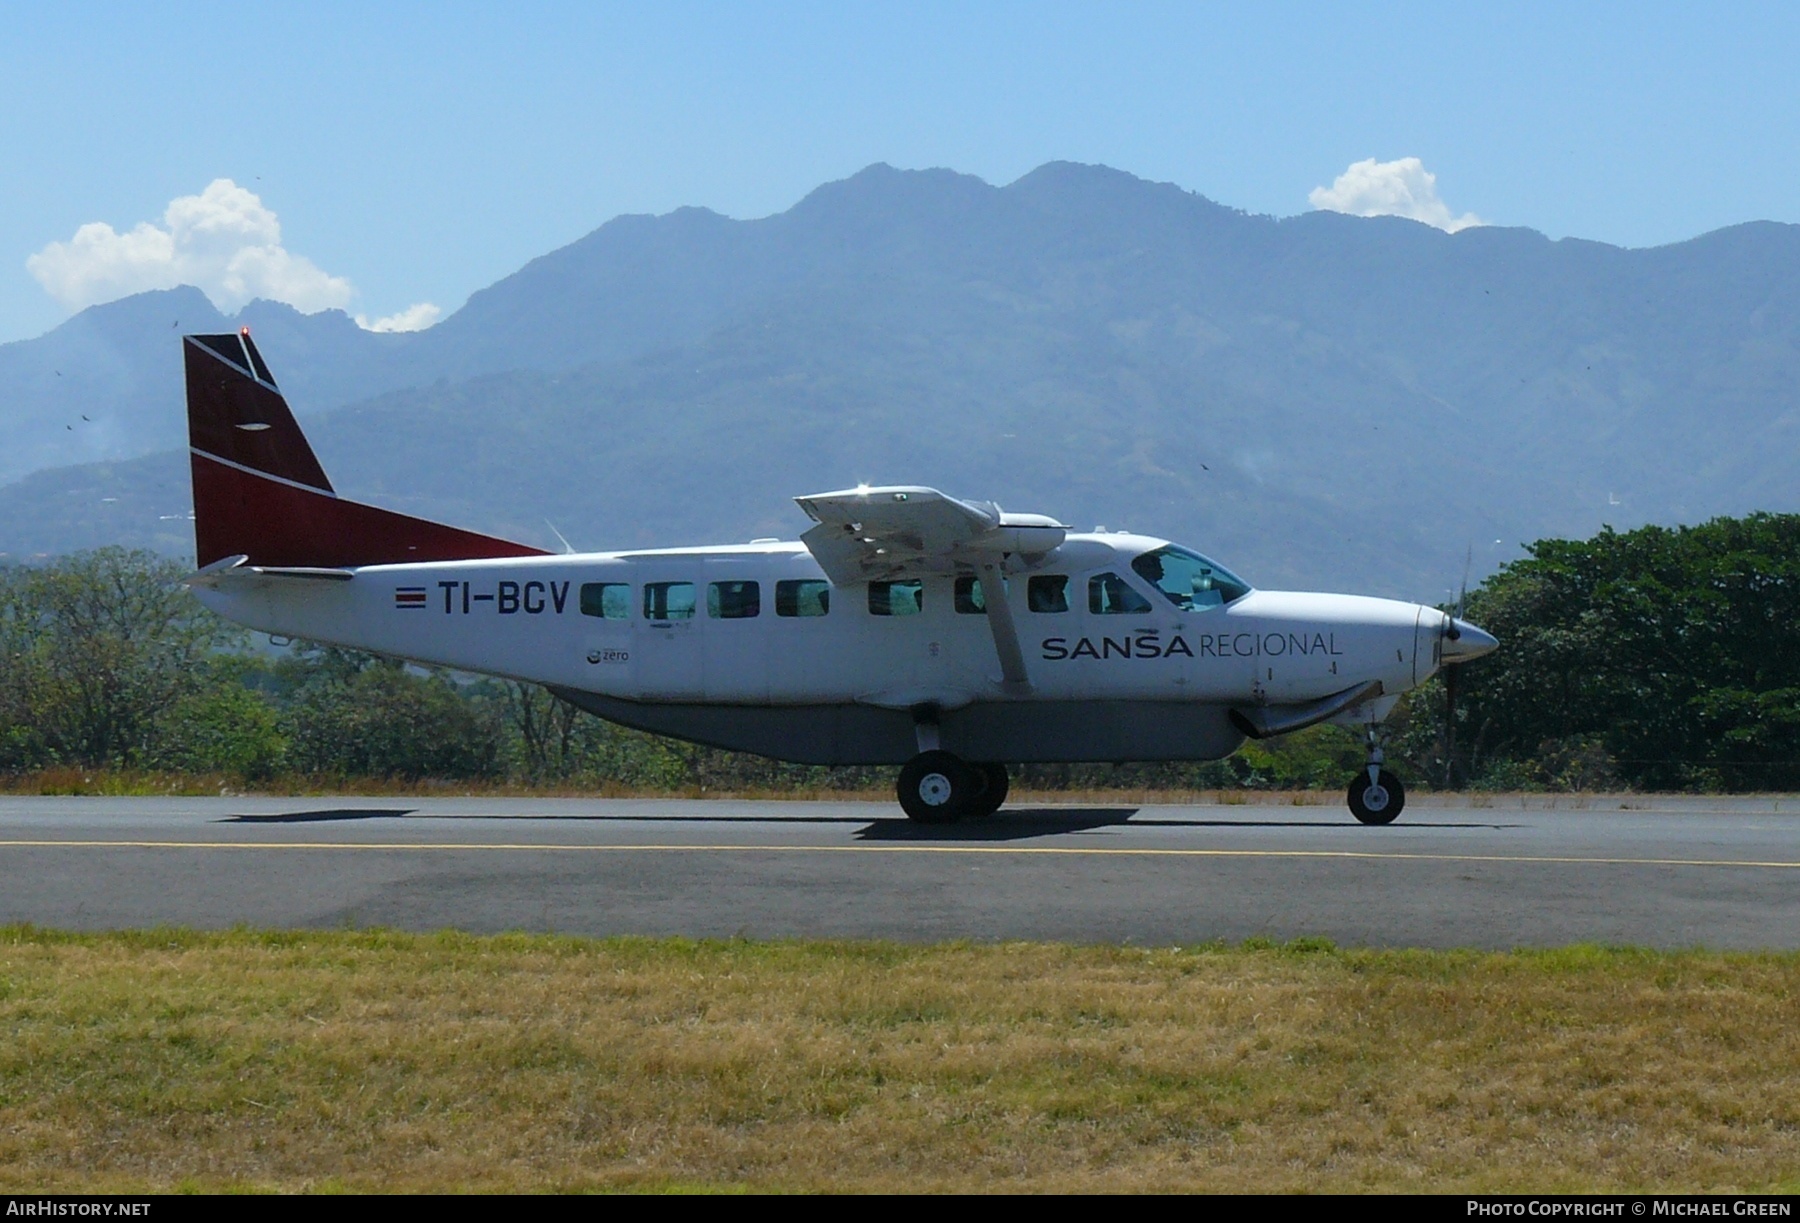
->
4 161 1799 598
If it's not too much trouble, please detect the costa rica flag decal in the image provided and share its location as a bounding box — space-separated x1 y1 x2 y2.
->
394 586 427 609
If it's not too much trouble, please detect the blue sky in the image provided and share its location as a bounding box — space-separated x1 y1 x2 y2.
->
4 2 1798 343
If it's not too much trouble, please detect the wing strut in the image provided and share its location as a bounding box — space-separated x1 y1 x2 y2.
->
978 561 1031 694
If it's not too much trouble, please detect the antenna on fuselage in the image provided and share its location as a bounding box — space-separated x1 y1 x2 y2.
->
544 519 576 555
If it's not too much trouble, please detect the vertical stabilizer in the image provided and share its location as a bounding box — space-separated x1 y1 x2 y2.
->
186 331 334 494
185 331 549 568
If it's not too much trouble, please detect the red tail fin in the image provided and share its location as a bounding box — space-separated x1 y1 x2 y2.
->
185 331 548 568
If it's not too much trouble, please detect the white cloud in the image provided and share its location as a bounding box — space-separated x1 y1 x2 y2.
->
1308 157 1485 233
26 179 355 313
356 302 442 333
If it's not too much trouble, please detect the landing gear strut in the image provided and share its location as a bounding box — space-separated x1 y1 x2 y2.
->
1347 725 1404 825
896 752 1009 822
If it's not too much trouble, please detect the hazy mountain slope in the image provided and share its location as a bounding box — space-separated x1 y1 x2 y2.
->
0 289 426 485
0 287 224 484
5 161 1800 599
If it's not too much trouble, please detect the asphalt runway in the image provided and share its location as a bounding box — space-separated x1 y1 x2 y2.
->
2 794 1798 949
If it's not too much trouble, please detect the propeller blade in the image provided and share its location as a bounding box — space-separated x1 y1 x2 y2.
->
1443 543 1473 642
1457 543 1472 620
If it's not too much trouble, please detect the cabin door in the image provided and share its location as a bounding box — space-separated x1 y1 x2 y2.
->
634 579 704 699
701 564 770 702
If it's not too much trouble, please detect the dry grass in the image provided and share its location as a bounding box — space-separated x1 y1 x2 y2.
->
0 766 889 802
1 931 1797 1193
0 766 1348 807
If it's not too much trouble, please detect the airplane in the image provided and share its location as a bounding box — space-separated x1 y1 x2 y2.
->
181 329 1497 824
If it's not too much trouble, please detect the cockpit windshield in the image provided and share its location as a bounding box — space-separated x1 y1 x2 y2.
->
1130 545 1252 610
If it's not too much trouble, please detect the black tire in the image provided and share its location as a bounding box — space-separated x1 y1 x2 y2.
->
897 751 975 823
966 762 1010 817
1348 769 1405 825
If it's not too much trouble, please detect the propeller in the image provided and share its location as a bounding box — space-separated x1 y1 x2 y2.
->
1435 546 1498 665
1444 544 1471 643
1441 545 1471 787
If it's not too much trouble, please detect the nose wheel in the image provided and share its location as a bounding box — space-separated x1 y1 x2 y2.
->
896 753 1009 822
1347 727 1405 825
1348 768 1405 824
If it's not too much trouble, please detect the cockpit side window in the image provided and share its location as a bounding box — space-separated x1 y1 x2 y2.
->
1131 546 1251 610
1089 572 1153 614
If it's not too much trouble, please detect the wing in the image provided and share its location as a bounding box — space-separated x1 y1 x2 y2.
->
794 486 1067 695
794 486 1066 585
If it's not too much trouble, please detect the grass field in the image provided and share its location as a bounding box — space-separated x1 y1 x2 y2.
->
1 930 1797 1193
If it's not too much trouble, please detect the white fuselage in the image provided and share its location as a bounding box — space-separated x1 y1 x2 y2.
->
191 532 1446 764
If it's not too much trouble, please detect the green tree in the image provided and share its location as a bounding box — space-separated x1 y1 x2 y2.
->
147 677 287 779
0 548 236 769
278 649 503 781
1445 514 1800 790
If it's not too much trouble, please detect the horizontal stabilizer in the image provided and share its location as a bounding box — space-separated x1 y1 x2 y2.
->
186 555 355 589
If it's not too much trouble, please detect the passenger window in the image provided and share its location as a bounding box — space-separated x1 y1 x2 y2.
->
776 579 831 617
708 580 760 619
579 582 631 619
1090 572 1153 615
869 580 923 616
1027 575 1069 614
954 575 986 614
643 581 696 620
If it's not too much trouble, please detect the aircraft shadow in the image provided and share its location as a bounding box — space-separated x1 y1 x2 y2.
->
423 813 881 825
1114 816 1525 830
856 807 1141 841
223 808 418 824
215 807 1519 833
856 809 1525 839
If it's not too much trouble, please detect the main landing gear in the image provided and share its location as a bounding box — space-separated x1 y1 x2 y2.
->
896 752 1009 823
1348 724 1405 825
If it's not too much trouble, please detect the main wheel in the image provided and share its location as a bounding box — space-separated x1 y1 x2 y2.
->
1348 769 1405 824
965 762 1010 817
897 751 976 823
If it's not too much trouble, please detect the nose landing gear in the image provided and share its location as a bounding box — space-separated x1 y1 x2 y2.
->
1347 725 1405 824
